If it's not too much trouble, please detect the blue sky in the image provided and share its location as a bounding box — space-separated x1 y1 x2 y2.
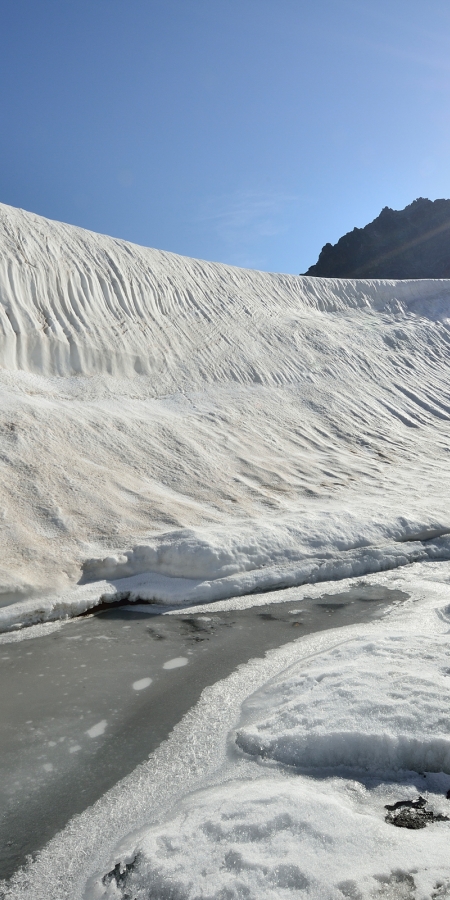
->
2 0 450 273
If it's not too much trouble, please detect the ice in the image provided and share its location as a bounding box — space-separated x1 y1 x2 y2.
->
86 720 107 739
162 657 189 669
131 678 152 691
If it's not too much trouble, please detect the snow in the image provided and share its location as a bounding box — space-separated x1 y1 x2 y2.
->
81 515 450 582
162 657 189 669
235 626 450 774
86 720 108 739
104 777 450 900
1 203 450 895
0 202 450 627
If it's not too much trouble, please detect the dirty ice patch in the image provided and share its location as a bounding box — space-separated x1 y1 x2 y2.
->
235 627 450 774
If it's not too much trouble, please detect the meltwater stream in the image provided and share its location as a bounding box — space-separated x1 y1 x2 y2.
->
0 583 408 882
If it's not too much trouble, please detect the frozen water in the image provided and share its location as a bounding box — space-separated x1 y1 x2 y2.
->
163 657 189 670
132 678 152 691
3 565 450 899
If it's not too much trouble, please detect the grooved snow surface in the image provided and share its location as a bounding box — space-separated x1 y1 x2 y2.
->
1 203 450 623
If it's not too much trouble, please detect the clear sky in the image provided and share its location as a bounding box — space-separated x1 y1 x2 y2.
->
2 0 450 273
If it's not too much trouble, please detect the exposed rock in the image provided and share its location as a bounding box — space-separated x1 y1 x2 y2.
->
102 854 140 891
385 796 426 812
305 198 450 278
384 797 449 829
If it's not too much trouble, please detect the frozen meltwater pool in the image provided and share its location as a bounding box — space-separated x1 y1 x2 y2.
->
0 582 408 881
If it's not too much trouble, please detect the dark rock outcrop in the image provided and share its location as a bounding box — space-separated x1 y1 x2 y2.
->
304 198 450 279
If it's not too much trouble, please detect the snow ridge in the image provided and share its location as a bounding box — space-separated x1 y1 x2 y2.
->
1 202 450 381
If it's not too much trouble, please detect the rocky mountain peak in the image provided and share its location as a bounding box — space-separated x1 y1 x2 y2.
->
304 198 450 278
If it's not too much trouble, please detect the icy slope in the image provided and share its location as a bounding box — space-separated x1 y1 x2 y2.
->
1 202 450 611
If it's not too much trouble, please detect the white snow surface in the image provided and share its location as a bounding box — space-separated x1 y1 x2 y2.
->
1 202 450 625
2 531 450 633
4 564 450 899
236 620 450 775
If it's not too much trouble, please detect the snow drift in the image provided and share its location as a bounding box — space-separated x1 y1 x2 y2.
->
1 202 450 380
1 202 450 621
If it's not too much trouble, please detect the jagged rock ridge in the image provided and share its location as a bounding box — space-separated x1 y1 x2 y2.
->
305 198 450 279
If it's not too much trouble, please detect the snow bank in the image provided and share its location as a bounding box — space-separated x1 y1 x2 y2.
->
2 532 450 632
235 628 450 774
1 203 450 599
81 512 450 582
96 533 450 607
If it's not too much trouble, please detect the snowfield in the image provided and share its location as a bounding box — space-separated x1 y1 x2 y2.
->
0 202 450 624
1 203 450 897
